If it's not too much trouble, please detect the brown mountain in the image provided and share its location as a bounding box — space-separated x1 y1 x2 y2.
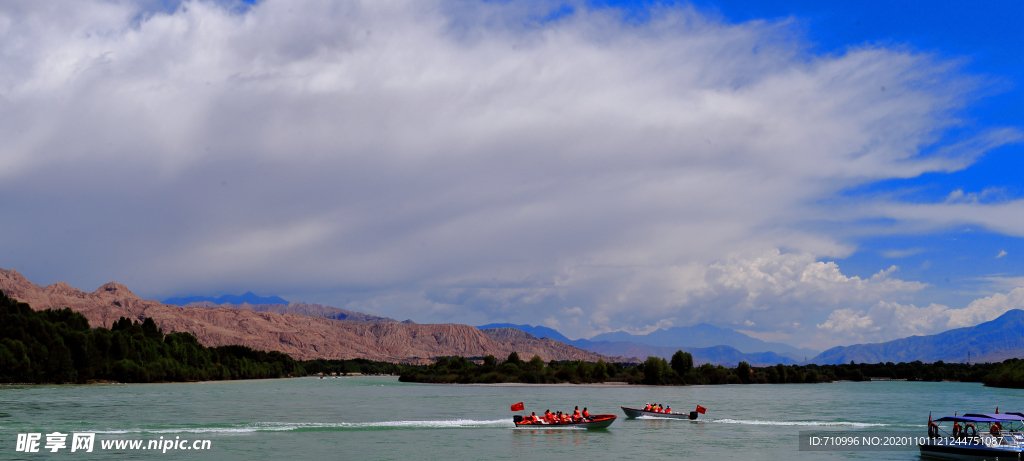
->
0 268 620 364
183 301 396 323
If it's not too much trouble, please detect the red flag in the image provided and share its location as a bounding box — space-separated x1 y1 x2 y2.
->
511 402 524 412
996 407 999 414
696 405 707 414
928 412 932 425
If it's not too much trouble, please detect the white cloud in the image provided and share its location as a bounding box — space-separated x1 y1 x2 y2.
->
0 0 1017 341
996 250 1008 258
815 286 1024 347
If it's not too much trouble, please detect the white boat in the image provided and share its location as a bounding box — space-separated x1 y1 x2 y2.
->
920 412 1024 460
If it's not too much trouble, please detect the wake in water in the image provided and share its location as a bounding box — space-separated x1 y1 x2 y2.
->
94 419 513 435
711 419 895 428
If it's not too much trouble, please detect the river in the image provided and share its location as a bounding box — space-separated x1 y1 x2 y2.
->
3 377 1022 459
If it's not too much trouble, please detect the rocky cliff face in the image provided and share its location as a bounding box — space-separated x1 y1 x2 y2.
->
0 268 618 364
184 301 396 323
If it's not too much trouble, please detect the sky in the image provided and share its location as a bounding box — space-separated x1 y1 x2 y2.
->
0 0 1020 350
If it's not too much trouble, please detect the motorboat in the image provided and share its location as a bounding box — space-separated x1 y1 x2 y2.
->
920 412 1024 460
621 406 699 420
513 414 616 429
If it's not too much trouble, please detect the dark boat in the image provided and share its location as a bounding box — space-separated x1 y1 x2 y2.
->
920 413 1024 460
621 406 699 420
513 414 616 429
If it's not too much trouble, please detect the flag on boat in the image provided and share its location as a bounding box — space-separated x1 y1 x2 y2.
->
696 405 706 414
511 402 525 412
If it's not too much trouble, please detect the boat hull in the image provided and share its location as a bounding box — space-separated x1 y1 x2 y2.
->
621 407 695 420
920 443 1024 460
514 415 616 430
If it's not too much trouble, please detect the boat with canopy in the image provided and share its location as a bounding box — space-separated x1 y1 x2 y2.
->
920 412 1024 460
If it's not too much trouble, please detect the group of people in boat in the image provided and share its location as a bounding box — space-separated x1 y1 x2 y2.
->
945 419 1004 438
519 406 594 425
642 403 672 414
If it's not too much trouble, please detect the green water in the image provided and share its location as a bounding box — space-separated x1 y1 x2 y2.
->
2 377 1022 459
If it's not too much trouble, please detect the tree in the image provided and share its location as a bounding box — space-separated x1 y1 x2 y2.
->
641 356 668 385
506 351 522 365
670 351 693 375
527 355 545 372
737 361 752 383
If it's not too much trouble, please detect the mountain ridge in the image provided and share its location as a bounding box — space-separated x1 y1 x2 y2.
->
0 268 624 364
812 309 1024 364
476 323 572 343
587 323 819 361
165 292 288 306
186 301 395 323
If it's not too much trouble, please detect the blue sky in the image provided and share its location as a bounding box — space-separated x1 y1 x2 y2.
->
693 0 1024 298
0 0 1020 349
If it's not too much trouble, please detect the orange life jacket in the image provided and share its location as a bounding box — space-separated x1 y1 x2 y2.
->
583 410 590 418
665 407 671 413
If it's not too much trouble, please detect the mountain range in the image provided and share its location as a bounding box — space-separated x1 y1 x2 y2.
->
185 301 396 323
478 322 816 365
587 324 820 361
164 292 289 306
812 309 1024 364
476 323 573 343
0 268 625 364
5 266 1022 367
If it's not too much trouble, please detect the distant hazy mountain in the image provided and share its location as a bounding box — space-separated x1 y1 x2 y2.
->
164 291 288 306
476 323 572 343
570 339 799 367
813 309 1024 364
587 324 819 362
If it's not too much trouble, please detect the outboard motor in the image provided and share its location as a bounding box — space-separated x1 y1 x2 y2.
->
513 415 524 423
689 411 698 420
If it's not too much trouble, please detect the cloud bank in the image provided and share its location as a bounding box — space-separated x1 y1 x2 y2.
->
817 287 1024 347
0 0 1018 347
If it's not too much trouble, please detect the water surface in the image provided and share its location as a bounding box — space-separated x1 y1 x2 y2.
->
2 378 1021 459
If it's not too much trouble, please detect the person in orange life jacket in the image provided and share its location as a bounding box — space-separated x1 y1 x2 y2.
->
544 410 552 423
582 408 591 420
573 407 581 421
643 403 651 411
665 406 671 414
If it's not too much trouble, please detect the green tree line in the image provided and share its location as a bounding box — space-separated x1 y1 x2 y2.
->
981 358 1024 388
400 349 1018 386
399 351 628 384
0 291 304 383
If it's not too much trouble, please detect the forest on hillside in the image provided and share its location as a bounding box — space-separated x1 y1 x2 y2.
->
0 291 304 383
